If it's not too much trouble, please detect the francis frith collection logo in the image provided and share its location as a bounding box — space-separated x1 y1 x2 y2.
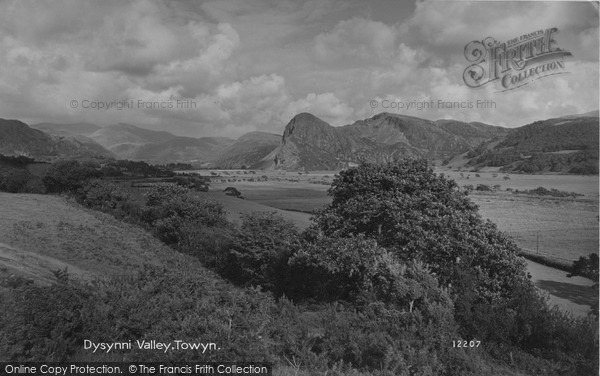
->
463 27 572 92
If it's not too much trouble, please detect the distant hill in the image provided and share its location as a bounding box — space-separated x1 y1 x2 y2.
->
130 136 235 164
27 121 277 165
465 113 599 174
31 122 101 136
84 123 234 163
259 112 509 170
259 113 390 170
214 131 281 169
0 118 113 160
6 111 598 173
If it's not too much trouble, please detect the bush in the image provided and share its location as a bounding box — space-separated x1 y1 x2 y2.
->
0 167 31 193
569 253 599 284
289 234 454 311
0 281 107 361
142 185 228 245
225 212 300 292
224 186 242 197
77 179 132 211
42 160 101 193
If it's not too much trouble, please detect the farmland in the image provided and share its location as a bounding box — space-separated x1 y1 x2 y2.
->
202 169 599 261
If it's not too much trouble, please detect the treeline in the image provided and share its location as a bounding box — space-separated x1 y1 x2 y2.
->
0 155 181 194
1 159 598 375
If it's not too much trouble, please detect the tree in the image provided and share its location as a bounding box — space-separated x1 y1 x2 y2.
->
143 184 228 245
311 160 527 292
309 160 532 341
42 160 101 193
226 212 300 292
568 253 599 287
224 187 242 197
0 167 31 193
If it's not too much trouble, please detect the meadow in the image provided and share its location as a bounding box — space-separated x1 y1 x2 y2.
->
203 169 599 262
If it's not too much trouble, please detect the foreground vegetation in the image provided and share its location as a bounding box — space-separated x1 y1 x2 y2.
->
0 159 598 375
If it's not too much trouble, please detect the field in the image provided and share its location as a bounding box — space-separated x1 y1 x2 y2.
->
200 168 599 317
203 169 599 260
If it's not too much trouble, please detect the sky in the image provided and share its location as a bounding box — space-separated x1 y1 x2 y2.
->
0 0 598 138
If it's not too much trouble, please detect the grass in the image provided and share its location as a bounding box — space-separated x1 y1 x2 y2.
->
0 192 191 281
470 192 598 261
205 171 599 263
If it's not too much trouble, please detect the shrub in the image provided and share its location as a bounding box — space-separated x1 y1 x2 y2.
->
77 179 132 211
224 186 242 197
289 234 454 312
143 185 228 245
42 160 101 193
0 167 31 193
569 253 599 284
0 281 107 361
226 212 300 292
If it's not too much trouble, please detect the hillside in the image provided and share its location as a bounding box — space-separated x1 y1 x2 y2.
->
7 111 599 172
119 135 235 163
260 112 509 170
85 123 235 163
31 122 101 136
214 131 281 169
260 113 391 170
0 118 113 160
465 113 599 174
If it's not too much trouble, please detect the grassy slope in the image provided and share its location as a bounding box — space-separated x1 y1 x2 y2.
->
0 193 170 281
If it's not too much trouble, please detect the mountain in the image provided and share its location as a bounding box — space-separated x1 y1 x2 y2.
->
259 113 394 170
89 123 177 148
464 112 599 174
130 136 235 164
435 120 509 147
213 131 281 169
84 123 233 163
0 118 113 160
260 112 507 170
8 111 597 172
31 122 101 136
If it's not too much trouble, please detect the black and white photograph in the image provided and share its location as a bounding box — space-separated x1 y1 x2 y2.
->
0 1 598 375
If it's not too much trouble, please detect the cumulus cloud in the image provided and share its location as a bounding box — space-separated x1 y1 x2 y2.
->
314 17 398 64
0 0 596 137
285 92 354 125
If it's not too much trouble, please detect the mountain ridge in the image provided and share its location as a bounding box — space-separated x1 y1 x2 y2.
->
4 111 598 173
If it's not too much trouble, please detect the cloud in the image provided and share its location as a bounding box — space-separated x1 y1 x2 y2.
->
314 17 398 64
285 92 354 125
0 0 596 137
